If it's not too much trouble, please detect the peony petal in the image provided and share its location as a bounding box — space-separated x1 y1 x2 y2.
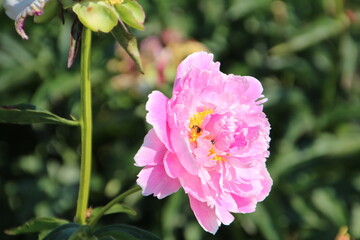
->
4 0 49 39
174 51 219 87
146 91 171 150
231 193 257 213
243 76 265 103
137 165 181 199
215 206 235 225
189 195 220 234
4 0 34 19
180 173 206 202
163 151 186 178
170 129 200 175
134 129 166 167
257 167 273 201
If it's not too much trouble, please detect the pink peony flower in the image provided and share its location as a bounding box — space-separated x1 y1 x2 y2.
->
134 51 272 234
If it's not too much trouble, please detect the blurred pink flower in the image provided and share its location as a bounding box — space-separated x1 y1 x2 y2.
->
108 28 208 92
335 227 351 240
134 52 272 234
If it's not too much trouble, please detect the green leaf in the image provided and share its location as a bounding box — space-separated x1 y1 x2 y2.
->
59 0 75 9
114 0 145 31
43 223 81 240
94 225 161 240
5 217 69 235
351 203 360 238
227 0 271 20
0 104 79 126
98 237 116 240
312 188 347 226
96 230 137 240
69 225 97 240
34 0 61 23
88 204 137 224
111 23 143 73
73 1 119 33
339 34 358 90
270 14 350 55
248 205 281 240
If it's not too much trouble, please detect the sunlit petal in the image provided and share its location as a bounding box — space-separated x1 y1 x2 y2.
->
4 0 49 39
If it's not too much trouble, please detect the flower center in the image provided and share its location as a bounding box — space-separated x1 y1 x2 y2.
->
189 108 213 142
208 143 227 163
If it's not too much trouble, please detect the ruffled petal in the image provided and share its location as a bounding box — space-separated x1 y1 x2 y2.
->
170 130 200 175
134 129 166 167
215 206 234 225
163 151 186 178
137 165 181 199
243 76 265 103
180 174 206 202
146 91 171 150
174 51 219 87
188 195 220 234
257 166 273 201
231 193 257 213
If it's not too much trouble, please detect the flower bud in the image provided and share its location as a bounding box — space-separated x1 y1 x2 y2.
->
72 0 118 33
114 0 145 31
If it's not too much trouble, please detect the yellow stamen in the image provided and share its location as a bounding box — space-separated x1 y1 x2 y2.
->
208 145 227 163
189 108 213 142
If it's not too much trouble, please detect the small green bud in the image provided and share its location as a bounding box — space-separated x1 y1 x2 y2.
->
114 0 145 31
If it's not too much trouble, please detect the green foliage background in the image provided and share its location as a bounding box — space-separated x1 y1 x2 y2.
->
1 0 360 239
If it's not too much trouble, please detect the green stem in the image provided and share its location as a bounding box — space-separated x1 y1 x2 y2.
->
74 27 93 225
89 186 141 227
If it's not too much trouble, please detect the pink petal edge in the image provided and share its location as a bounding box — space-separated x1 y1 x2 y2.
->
146 91 171 150
134 129 166 167
163 151 187 178
137 164 181 199
174 51 215 87
188 195 220 234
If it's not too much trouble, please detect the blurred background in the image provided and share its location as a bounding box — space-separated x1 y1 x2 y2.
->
1 0 360 239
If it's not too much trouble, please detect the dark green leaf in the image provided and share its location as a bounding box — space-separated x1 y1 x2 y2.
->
270 14 350 55
312 188 347 226
0 104 79 126
88 204 136 224
69 225 96 240
34 0 61 23
248 205 281 240
5 217 68 235
94 225 160 240
43 223 81 240
227 0 271 20
96 230 137 240
59 0 75 9
339 34 358 90
98 237 116 240
111 23 143 73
